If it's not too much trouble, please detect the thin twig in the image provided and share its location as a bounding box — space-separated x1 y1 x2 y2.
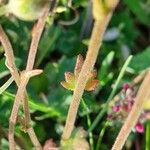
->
27 127 42 149
0 123 27 150
23 0 57 134
0 25 20 84
130 69 148 87
9 72 31 150
0 76 14 94
26 6 49 71
9 6 49 150
0 25 30 128
62 0 119 140
0 25 30 132
23 9 50 148
0 25 41 149
9 70 42 150
0 5 49 150
23 4 49 138
112 70 150 150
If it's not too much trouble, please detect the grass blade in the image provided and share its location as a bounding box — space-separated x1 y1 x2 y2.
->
88 55 133 132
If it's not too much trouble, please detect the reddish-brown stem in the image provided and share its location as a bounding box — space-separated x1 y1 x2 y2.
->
0 123 27 150
9 72 30 150
0 25 42 149
0 5 49 150
8 7 49 149
0 25 20 84
27 127 42 150
62 0 119 140
0 24 30 128
9 70 42 150
26 6 49 71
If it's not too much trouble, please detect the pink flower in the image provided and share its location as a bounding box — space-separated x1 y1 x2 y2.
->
123 83 129 91
112 105 120 112
123 101 133 112
135 122 144 133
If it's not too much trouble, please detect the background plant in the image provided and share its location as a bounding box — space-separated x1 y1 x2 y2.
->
0 0 150 150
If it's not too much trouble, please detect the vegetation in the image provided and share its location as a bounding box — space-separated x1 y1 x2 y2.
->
0 0 150 149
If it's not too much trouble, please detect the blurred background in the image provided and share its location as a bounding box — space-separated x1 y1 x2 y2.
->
0 0 150 149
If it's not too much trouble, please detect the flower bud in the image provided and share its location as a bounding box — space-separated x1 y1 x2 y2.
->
135 122 144 133
0 0 49 21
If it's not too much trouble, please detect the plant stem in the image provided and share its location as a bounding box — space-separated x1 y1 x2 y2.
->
146 121 150 150
0 123 27 150
23 5 49 139
81 99 94 150
0 76 14 94
62 0 119 140
9 70 42 150
96 121 109 150
27 126 42 150
0 25 20 84
26 5 49 71
3 91 61 116
9 7 49 150
0 5 49 149
112 70 150 150
9 72 30 150
0 25 41 149
88 55 133 132
0 24 31 132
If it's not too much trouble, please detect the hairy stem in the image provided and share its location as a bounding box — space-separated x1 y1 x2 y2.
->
112 70 150 150
0 25 30 125
0 25 20 84
0 25 41 149
27 127 42 150
0 5 49 150
26 5 49 71
9 7 49 149
9 70 42 150
0 123 27 150
9 73 29 150
62 0 119 140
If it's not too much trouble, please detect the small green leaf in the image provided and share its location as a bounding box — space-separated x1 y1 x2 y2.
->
124 0 150 25
61 81 75 91
129 47 150 72
98 51 114 86
56 6 67 13
36 26 61 66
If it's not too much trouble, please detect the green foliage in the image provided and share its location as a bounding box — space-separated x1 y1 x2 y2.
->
124 0 150 25
98 51 114 86
130 47 150 72
0 0 150 149
36 25 61 66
